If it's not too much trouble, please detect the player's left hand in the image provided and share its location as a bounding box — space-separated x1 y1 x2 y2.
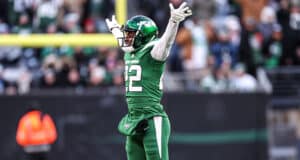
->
169 2 192 23
105 15 121 32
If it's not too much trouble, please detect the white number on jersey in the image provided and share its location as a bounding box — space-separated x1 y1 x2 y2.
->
125 65 142 92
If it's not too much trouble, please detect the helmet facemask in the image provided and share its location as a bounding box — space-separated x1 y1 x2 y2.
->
120 27 137 52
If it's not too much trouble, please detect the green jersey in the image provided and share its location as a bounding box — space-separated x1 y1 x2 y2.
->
118 39 167 136
124 40 166 115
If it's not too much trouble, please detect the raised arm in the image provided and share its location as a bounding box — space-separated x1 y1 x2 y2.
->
105 15 123 46
150 2 192 61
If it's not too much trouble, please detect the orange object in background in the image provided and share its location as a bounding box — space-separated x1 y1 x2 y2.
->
16 109 57 148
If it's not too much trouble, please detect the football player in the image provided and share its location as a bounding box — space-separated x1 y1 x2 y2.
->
106 2 192 160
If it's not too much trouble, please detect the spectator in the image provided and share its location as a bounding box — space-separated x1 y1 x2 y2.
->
258 6 277 42
36 0 62 32
64 0 86 15
56 56 76 86
87 59 106 86
83 18 96 33
41 54 61 71
12 14 32 34
67 68 81 87
217 0 232 15
175 24 192 71
88 66 106 86
45 23 57 34
224 15 241 49
200 66 228 93
211 23 238 68
5 82 18 95
40 69 57 88
17 69 32 94
277 0 290 29
235 0 268 22
262 23 283 69
230 63 257 92
281 4 300 65
239 17 264 75
16 107 57 160
183 17 210 70
13 0 41 23
87 0 114 19
62 12 81 33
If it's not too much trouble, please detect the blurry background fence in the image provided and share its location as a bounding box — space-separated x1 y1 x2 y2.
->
267 67 300 160
0 92 269 160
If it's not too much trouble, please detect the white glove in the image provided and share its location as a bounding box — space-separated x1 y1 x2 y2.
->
105 15 121 32
169 2 192 23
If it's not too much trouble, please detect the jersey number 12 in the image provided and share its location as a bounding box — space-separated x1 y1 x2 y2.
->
125 65 142 92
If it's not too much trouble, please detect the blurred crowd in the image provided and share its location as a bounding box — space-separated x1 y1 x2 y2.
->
0 0 299 94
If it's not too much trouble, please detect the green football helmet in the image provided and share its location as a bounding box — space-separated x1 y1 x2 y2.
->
121 15 158 51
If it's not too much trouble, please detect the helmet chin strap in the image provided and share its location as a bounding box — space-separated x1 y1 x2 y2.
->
122 46 135 52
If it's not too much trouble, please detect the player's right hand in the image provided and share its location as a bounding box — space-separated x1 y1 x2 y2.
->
169 2 192 23
105 15 121 32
